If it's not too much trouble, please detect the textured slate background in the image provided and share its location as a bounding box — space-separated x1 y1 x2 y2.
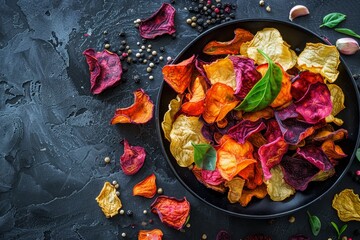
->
1 0 359 239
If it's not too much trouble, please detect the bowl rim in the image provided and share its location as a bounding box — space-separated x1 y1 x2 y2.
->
155 18 360 218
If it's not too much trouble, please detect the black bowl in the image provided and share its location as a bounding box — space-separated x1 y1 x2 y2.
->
155 19 360 218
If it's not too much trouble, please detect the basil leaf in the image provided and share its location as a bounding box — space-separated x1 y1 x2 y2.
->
191 142 216 170
320 13 346 28
335 28 360 39
356 148 360 162
331 221 340 235
339 224 348 236
234 49 282 112
307 211 321 236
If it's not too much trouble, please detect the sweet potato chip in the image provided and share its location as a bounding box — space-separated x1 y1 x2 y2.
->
297 43 340 83
133 173 157 198
239 184 268 207
138 3 176 39
238 161 263 189
83 49 122 95
295 82 332 124
150 196 190 230
162 95 182 141
256 63 292 108
327 83 345 116
120 139 146 175
229 56 262 98
203 58 236 89
258 137 288 180
217 136 256 181
95 182 122 218
203 28 254 55
332 189 360 222
224 177 246 203
265 165 295 201
111 89 154 124
180 75 207 116
170 115 208 167
138 229 163 240
240 28 297 71
203 83 240 124
162 55 195 94
242 107 274 122
227 119 266 144
321 140 347 161
281 155 319 191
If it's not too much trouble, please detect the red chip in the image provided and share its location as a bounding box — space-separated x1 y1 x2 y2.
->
120 139 146 175
83 49 122 95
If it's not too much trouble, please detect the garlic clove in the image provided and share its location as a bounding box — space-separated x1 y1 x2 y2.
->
289 5 310 21
336 38 360 55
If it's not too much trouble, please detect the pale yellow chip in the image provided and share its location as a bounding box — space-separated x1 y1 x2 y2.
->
95 182 122 218
297 43 340 83
265 165 295 201
161 95 182 141
169 114 209 167
203 58 236 89
240 28 297 71
224 177 246 203
332 189 360 222
327 84 345 116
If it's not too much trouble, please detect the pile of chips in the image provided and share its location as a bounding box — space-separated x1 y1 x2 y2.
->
161 27 348 206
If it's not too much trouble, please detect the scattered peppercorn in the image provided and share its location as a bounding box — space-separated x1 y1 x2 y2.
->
133 75 140 83
149 75 154 80
103 30 108 35
186 223 191 228
121 232 126 238
119 209 125 215
116 191 120 196
143 209 148 214
126 210 133 216
266 5 271 12
104 43 110 49
112 180 118 185
259 0 265 6
104 156 111 163
119 31 126 37
157 188 164 194
288 216 295 223
146 67 152 73
201 234 207 239
114 183 119 189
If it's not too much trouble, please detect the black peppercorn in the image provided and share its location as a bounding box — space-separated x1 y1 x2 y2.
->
119 31 126 37
119 45 125 51
197 26 203 33
126 210 134 216
122 66 128 72
159 47 165 52
197 18 204 25
188 6 194 12
121 40 126 45
229 13 235 18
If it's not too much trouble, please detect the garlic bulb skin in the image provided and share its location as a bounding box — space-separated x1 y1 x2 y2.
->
289 5 310 21
336 38 360 55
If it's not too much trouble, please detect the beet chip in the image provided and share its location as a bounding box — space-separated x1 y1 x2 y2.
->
120 139 146 175
162 55 195 94
83 49 122 95
138 3 176 39
227 119 266 144
295 82 332 124
192 166 226 193
133 173 157 198
296 145 333 171
138 229 163 240
281 155 319 191
150 196 190 230
111 89 154 124
258 137 288 180
203 28 254 55
291 71 324 100
229 56 262 99
201 168 225 186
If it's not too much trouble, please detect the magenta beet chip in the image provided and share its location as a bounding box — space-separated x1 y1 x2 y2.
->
120 139 146 175
264 119 282 143
295 82 332 124
201 168 224 186
229 56 262 99
227 119 266 144
83 49 122 95
291 71 324 100
281 155 319 191
296 145 333 171
258 137 288 180
138 3 176 39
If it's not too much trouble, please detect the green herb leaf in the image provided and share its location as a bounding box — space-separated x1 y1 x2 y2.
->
320 13 346 28
331 221 348 239
335 28 360 39
234 49 282 112
307 211 321 236
192 142 216 170
356 148 360 162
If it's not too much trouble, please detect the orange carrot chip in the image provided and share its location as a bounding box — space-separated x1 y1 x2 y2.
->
111 89 154 124
138 229 164 240
180 75 207 116
203 28 254 55
162 55 195 94
202 83 240 124
239 184 268 207
133 173 157 198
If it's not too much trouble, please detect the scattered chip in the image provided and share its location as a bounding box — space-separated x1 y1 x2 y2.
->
120 139 146 175
133 173 157 198
332 189 360 222
95 182 122 218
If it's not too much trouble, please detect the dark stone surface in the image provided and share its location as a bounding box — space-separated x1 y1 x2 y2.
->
1 0 359 239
